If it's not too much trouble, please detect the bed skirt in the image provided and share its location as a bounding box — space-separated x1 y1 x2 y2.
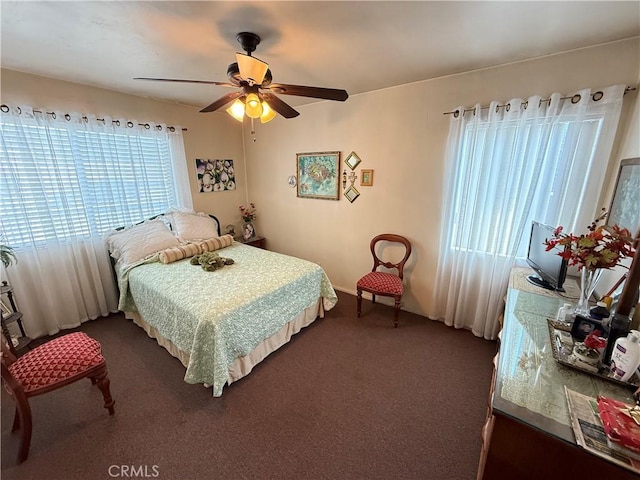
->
124 297 326 396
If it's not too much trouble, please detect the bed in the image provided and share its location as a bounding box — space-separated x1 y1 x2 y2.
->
107 210 337 396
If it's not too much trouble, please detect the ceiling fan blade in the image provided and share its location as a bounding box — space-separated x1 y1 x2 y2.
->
199 91 244 113
261 93 300 119
267 83 348 102
134 77 236 87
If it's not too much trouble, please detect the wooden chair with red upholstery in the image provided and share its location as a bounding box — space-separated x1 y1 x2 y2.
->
356 233 412 328
1 331 115 463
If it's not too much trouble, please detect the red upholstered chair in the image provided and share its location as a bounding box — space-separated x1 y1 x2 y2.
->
1 331 115 463
357 234 412 327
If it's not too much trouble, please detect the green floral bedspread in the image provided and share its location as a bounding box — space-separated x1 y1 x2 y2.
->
117 243 337 396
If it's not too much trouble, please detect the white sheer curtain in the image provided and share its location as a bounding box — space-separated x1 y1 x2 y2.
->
430 85 626 340
0 105 191 338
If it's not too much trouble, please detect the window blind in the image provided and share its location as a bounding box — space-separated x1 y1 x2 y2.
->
0 122 177 247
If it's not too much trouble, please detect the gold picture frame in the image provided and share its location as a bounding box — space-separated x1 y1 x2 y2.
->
361 169 374 186
296 151 341 200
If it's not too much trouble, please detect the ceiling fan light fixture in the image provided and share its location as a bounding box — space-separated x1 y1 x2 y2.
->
245 92 263 118
236 53 269 86
260 101 276 123
226 99 245 122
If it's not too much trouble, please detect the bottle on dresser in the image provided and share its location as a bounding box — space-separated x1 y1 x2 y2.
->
610 330 640 382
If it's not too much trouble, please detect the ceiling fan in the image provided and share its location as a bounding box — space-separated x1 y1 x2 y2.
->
135 32 349 123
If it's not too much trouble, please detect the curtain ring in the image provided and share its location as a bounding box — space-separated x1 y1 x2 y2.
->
65 114 71 121
50 112 56 119
592 91 604 101
168 126 175 132
114 120 120 126
144 123 150 129
156 125 162 131
571 94 581 104
82 116 89 123
127 121 134 128
505 103 511 112
522 101 528 110
453 109 460 118
0 105 9 113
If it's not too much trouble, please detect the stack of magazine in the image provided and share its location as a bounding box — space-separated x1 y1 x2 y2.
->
565 387 640 473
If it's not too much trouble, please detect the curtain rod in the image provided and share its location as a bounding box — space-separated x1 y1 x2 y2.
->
443 85 637 117
0 104 187 132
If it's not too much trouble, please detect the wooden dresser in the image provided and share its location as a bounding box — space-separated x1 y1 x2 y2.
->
478 267 638 480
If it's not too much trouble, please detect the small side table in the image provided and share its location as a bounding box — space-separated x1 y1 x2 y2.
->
237 236 266 249
1 281 32 355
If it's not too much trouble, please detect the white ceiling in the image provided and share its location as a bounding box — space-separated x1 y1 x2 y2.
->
2 1 639 112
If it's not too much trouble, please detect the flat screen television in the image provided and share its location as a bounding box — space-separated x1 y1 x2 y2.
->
526 221 568 292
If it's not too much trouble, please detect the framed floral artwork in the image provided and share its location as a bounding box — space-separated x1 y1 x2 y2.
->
195 159 236 192
360 169 374 186
296 152 341 200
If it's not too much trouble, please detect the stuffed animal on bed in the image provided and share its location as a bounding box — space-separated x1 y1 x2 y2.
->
190 251 235 272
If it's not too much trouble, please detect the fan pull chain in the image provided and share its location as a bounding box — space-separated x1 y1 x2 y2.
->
250 117 257 142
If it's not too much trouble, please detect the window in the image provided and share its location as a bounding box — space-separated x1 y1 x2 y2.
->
449 112 606 259
1 121 178 247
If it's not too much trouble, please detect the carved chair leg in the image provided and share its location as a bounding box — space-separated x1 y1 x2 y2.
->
15 398 32 464
93 369 115 415
11 406 20 432
356 289 362 318
394 297 401 328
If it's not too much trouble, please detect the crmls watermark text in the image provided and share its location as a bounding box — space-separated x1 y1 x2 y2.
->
108 465 160 478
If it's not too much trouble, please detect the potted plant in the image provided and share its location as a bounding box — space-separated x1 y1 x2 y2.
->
1 243 17 268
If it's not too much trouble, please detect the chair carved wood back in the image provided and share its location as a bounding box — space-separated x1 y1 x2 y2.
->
369 234 412 279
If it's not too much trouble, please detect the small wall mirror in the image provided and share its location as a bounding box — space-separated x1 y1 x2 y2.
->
345 151 361 170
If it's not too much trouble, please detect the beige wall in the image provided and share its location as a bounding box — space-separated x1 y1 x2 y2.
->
2 37 639 318
0 68 246 229
242 38 640 317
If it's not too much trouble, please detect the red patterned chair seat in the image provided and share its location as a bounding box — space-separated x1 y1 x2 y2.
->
357 272 404 296
8 332 105 393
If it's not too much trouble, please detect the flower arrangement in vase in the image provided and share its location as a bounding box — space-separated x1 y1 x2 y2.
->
239 203 257 241
239 203 256 223
545 209 637 315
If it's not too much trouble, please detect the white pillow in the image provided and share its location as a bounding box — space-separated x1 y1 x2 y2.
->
107 218 180 267
169 211 219 241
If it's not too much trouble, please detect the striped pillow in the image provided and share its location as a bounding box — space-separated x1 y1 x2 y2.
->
158 243 202 264
200 234 233 252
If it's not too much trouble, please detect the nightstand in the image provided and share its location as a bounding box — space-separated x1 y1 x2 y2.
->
239 236 266 249
1 281 32 355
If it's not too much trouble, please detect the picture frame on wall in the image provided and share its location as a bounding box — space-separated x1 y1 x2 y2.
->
195 159 236 192
296 151 341 200
360 169 374 186
607 157 640 235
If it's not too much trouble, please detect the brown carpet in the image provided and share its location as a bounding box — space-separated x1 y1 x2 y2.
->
1 291 497 480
